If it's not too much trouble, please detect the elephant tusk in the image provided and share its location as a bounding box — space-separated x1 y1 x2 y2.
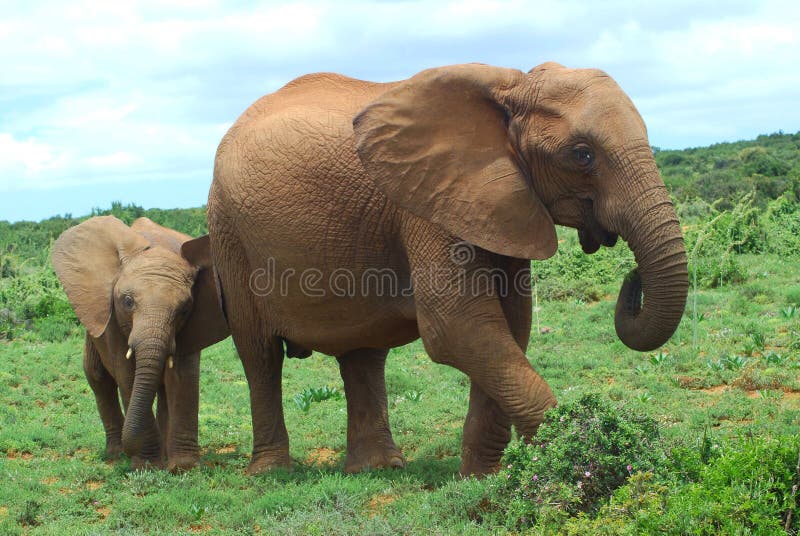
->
167 356 174 369
126 348 133 360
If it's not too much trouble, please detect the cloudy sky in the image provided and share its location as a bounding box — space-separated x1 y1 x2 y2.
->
1 0 798 222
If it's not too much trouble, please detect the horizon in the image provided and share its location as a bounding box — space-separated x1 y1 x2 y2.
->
2 1 799 223
2 128 796 225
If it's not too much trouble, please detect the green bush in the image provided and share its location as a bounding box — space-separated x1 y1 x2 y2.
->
676 197 715 223
0 267 78 341
494 393 663 529
687 437 799 530
685 195 761 288
763 194 800 257
659 131 800 208
534 229 634 302
560 472 669 535
739 146 791 177
563 437 800 535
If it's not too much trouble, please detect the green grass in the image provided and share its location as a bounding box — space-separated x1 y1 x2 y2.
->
1 248 799 533
2 186 800 533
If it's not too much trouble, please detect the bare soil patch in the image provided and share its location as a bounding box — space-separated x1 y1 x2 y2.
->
676 376 705 389
305 447 339 466
367 494 397 517
6 449 33 460
699 385 729 394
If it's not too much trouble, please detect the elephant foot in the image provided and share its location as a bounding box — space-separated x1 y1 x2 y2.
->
130 456 165 471
246 449 292 475
459 446 502 478
167 454 199 474
344 442 405 473
105 442 124 461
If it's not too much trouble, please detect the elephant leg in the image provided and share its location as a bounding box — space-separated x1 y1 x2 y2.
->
211 209 289 474
163 352 201 473
409 242 556 472
83 335 124 460
461 382 512 476
418 297 555 450
336 348 403 473
461 257 532 477
236 335 289 474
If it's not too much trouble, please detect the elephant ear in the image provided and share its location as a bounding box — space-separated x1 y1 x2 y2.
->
353 63 557 260
130 217 190 251
176 235 229 356
51 216 150 337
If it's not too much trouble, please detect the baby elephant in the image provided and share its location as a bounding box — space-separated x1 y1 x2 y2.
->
52 216 228 471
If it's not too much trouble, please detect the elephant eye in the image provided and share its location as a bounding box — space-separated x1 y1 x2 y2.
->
574 146 594 169
123 295 135 310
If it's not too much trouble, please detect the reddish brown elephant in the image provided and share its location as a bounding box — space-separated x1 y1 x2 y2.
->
52 216 228 471
207 62 688 476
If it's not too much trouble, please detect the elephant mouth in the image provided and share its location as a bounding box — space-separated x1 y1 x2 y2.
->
577 199 618 254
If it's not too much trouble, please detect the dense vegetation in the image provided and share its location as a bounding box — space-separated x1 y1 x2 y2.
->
0 202 207 342
656 131 800 210
1 132 799 534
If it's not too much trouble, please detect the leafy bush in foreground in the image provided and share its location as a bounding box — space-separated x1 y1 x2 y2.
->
495 393 663 529
562 437 800 535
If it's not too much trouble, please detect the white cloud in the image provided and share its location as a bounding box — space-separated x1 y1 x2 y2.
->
86 151 140 168
1 0 799 219
0 133 70 182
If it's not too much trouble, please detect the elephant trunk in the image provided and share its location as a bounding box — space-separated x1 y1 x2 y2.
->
612 185 688 352
122 334 171 458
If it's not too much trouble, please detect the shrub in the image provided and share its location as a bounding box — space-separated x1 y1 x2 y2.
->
676 197 715 223
534 229 634 302
739 146 791 177
665 437 800 534
0 267 78 341
685 194 761 288
763 194 800 256
494 393 663 529
560 436 800 535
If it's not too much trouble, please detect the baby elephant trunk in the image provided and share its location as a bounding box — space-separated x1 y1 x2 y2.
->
121 336 172 459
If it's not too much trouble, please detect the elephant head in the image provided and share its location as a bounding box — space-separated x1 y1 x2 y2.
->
353 62 688 351
52 216 228 457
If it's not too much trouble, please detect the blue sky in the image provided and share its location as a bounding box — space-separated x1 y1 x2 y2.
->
1 0 799 222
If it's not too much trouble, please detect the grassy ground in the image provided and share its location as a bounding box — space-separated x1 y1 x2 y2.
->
1 251 799 534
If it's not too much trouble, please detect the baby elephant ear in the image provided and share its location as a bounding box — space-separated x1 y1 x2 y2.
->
176 235 229 356
353 63 557 260
51 216 149 337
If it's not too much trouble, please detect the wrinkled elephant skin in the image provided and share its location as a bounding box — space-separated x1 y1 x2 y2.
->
208 63 688 476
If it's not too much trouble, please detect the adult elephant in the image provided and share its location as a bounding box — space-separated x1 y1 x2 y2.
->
208 62 688 476
52 216 229 471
